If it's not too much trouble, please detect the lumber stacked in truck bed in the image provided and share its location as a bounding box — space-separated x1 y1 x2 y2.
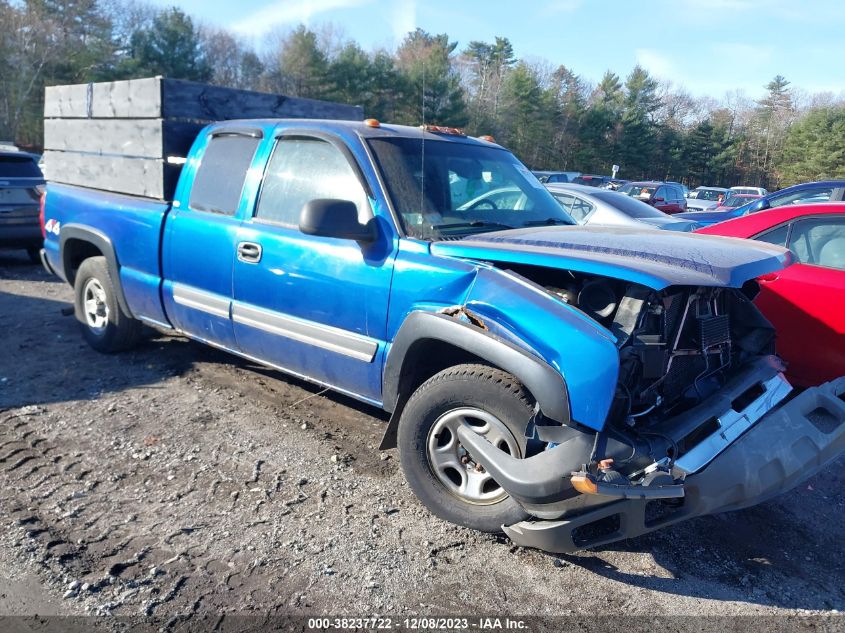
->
43 76 363 200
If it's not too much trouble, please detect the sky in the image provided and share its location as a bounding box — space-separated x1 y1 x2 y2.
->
147 0 845 99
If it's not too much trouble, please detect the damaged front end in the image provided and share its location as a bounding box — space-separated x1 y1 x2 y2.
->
454 268 845 552
496 375 845 552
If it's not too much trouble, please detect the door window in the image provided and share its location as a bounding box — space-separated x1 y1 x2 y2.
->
255 137 369 226
552 192 594 222
189 134 260 215
654 186 667 201
755 223 790 247
787 217 845 270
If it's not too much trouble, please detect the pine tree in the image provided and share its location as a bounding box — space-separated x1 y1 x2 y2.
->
780 106 845 184
395 29 467 127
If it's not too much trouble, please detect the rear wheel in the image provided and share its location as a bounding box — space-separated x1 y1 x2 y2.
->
397 364 534 533
73 256 141 353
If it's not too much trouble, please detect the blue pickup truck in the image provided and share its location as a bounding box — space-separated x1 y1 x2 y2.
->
41 119 845 552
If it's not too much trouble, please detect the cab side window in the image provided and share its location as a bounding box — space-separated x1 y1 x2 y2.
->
255 137 370 226
190 134 261 215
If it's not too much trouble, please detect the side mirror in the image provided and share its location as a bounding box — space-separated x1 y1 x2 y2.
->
652 196 665 203
299 198 376 243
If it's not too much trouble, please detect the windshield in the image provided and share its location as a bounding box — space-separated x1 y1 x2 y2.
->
367 137 574 239
592 190 667 218
690 188 726 201
618 184 656 200
720 194 758 209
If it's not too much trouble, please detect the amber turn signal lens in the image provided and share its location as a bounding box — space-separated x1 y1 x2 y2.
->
571 474 598 495
364 118 380 127
479 135 495 142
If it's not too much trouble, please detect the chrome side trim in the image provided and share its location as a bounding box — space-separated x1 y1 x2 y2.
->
674 373 793 475
232 301 378 363
172 283 231 319
173 327 383 408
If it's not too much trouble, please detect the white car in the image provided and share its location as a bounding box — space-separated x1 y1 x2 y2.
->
731 185 768 196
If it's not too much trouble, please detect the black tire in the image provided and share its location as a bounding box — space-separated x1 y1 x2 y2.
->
397 364 534 533
26 246 41 265
73 256 141 353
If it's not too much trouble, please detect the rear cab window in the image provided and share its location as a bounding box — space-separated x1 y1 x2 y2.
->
189 134 261 215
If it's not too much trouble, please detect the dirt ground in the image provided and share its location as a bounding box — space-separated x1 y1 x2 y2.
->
1 250 844 627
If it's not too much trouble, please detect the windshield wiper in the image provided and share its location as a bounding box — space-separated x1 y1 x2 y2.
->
431 221 516 232
521 217 573 227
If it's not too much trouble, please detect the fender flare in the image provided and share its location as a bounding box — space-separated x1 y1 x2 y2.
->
379 311 570 449
60 224 134 319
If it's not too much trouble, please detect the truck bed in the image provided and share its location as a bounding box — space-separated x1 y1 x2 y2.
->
43 183 171 326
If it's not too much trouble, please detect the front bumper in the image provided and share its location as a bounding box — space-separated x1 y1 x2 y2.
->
503 376 845 552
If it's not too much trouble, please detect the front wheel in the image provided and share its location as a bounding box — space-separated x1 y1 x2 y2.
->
73 256 141 353
397 364 534 533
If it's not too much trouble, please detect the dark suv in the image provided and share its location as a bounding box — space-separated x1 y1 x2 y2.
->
618 181 687 214
0 150 44 262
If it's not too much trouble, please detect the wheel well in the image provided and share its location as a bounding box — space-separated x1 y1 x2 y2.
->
379 337 543 451
398 339 486 402
390 338 530 429
63 239 103 286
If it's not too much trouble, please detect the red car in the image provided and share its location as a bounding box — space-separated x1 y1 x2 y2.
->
697 203 845 386
617 181 688 214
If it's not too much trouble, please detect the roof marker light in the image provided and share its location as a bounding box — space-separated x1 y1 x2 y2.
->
478 135 496 143
420 124 465 136
364 118 381 128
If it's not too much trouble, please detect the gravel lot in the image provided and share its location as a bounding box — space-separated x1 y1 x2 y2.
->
1 250 845 626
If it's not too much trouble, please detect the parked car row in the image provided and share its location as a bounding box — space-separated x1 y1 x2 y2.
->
678 180 845 227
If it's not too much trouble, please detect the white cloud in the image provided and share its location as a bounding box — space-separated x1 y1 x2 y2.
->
232 0 372 36
635 48 676 79
389 0 416 43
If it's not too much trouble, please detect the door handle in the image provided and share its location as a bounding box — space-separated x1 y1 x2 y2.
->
237 241 262 263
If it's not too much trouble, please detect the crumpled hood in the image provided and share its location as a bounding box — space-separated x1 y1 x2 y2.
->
430 225 791 290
